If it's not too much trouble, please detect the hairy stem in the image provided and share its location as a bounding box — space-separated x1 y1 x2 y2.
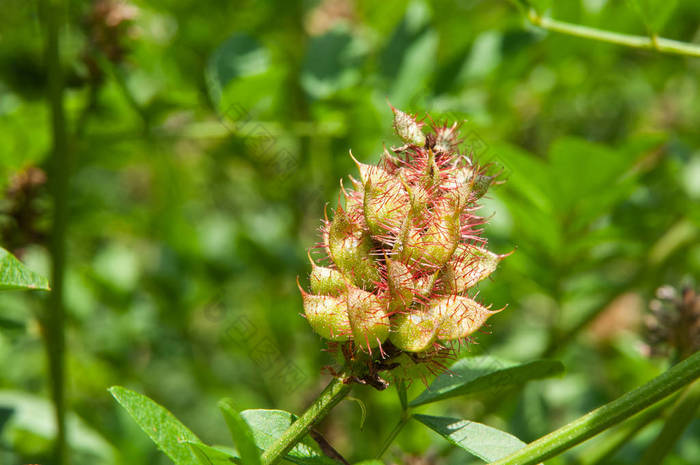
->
261 377 352 465
638 379 700 465
41 0 69 463
525 9 700 58
488 350 700 465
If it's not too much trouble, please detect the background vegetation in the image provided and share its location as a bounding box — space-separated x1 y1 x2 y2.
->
1 0 699 464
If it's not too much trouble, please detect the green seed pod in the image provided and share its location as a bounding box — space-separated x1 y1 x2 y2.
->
404 181 430 220
327 205 380 290
430 296 501 342
346 286 390 349
447 165 494 205
389 310 436 352
437 244 503 295
471 174 495 200
414 271 439 299
350 150 392 187
299 104 509 384
300 291 352 342
433 122 459 154
308 252 346 296
391 106 426 146
402 200 461 271
386 258 414 312
363 176 410 238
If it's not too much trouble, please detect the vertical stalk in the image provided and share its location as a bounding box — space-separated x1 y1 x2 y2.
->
377 380 411 458
42 0 69 463
376 414 411 459
261 377 351 465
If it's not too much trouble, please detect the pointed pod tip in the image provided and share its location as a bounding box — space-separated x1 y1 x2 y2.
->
306 249 317 267
296 276 309 296
497 248 516 260
348 149 362 170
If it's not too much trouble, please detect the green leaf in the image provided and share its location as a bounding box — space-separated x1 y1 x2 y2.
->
396 380 408 412
240 409 338 465
528 0 552 13
206 34 270 105
410 357 564 406
108 386 200 465
548 137 638 230
218 399 262 465
414 414 526 462
0 390 116 462
0 247 50 291
186 442 238 465
627 0 678 33
491 142 555 215
301 25 365 99
381 1 438 106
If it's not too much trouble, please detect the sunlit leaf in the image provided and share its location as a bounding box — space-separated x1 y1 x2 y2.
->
109 386 200 465
240 409 338 465
414 414 526 462
410 357 564 406
0 247 50 291
218 399 262 465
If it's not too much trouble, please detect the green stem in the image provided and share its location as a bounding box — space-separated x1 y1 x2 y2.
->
41 0 69 464
579 395 674 465
525 9 700 58
261 377 352 465
376 414 411 459
639 379 700 465
376 378 411 458
488 350 700 465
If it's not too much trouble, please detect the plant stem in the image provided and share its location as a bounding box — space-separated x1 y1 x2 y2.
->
525 9 700 58
376 378 411 458
579 395 675 465
261 377 352 465
376 414 411 459
41 0 69 464
638 379 700 465
488 350 700 465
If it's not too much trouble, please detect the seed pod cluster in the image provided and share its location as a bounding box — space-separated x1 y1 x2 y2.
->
300 106 508 384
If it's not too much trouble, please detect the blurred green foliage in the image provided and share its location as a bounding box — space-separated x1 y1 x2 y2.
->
1 0 699 464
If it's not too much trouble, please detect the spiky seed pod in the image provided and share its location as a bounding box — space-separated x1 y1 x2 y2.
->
299 290 352 342
308 252 345 296
346 287 390 349
301 105 509 385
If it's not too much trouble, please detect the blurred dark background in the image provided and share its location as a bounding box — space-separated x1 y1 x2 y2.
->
0 0 699 464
